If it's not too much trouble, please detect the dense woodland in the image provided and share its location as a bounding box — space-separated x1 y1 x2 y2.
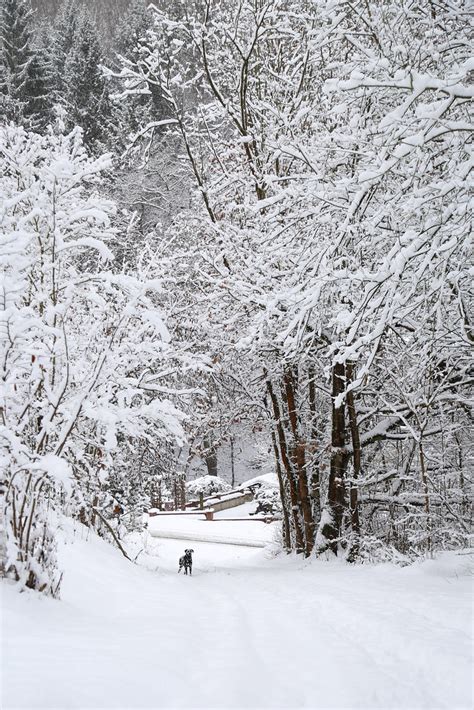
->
1 0 472 595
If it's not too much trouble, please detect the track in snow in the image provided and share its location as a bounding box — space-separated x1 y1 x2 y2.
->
2 525 472 710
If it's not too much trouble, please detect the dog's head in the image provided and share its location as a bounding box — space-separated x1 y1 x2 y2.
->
184 549 194 555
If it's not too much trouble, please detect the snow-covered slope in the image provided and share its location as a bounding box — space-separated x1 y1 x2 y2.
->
2 521 472 709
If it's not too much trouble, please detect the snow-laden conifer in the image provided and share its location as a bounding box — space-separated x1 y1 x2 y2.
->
0 0 52 128
49 2 112 150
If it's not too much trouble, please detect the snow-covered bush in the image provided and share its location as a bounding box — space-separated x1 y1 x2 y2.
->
4 463 67 595
351 536 412 566
0 124 185 594
186 475 231 499
251 485 282 517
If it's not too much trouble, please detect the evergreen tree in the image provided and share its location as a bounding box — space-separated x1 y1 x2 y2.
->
49 0 78 100
114 0 149 62
51 1 111 150
0 0 52 128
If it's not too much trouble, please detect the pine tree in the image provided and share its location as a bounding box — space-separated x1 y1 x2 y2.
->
51 1 111 150
0 0 52 128
114 0 149 62
49 0 78 100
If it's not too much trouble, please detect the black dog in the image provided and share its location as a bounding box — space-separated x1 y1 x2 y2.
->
178 549 194 575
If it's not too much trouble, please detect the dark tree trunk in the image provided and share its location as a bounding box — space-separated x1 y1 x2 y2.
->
173 480 178 511
157 479 162 511
230 435 235 488
322 361 348 553
203 435 218 477
283 368 315 556
345 360 361 560
266 378 305 553
308 366 321 521
180 476 186 511
269 421 291 551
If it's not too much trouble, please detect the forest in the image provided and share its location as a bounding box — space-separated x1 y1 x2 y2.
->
0 0 472 597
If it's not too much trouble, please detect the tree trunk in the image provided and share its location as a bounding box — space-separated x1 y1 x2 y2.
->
419 440 432 553
269 424 291 551
308 366 321 521
180 476 186 511
0 480 7 577
230 435 235 488
266 378 305 553
345 360 361 561
283 368 315 556
203 435 218 477
321 361 348 554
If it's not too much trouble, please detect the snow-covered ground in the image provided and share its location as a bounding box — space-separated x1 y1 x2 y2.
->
148 504 278 548
2 514 472 710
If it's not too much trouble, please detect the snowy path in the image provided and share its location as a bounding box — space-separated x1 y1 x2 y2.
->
2 524 472 710
148 513 276 547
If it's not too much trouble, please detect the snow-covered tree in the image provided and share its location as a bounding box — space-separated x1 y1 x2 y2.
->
49 1 112 150
0 0 52 128
0 123 187 594
110 0 472 559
